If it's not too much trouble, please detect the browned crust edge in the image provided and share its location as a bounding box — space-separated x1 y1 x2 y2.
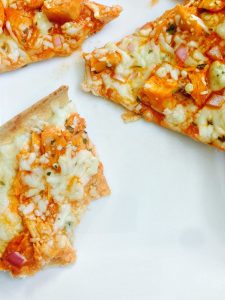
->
0 86 69 144
0 85 110 199
0 86 110 276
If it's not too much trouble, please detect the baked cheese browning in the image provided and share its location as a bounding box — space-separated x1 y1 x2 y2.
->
0 0 122 73
0 86 110 277
83 1 225 151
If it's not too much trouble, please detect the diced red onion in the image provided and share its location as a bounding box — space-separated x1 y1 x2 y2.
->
207 94 225 107
6 252 26 267
175 45 188 63
207 46 222 60
53 36 62 48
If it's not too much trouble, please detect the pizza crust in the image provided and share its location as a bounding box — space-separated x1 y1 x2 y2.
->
83 1 225 152
0 86 69 144
0 84 110 199
0 1 122 73
0 86 110 277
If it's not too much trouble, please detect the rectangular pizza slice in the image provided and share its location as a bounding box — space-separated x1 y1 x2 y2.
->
0 86 110 277
83 0 225 151
0 0 122 73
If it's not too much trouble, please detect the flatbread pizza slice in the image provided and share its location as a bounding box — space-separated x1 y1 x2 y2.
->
0 0 122 73
0 86 110 277
83 0 225 151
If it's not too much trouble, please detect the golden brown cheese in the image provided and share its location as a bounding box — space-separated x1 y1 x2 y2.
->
83 0 225 151
0 86 110 277
0 0 122 73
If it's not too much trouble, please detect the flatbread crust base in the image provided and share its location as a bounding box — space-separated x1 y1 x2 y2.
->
0 86 110 277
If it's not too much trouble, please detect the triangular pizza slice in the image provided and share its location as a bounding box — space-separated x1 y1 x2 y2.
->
83 0 225 151
0 0 122 72
0 86 110 277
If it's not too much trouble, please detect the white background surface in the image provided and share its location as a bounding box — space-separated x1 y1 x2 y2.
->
1 0 225 299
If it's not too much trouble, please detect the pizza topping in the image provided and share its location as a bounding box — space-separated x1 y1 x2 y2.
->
6 252 26 267
19 203 35 215
47 147 99 202
0 1 122 72
206 46 223 60
196 101 225 143
0 87 110 277
216 21 225 39
207 94 225 108
54 203 74 231
19 153 36 171
166 23 177 35
209 61 225 91
198 0 225 12
34 11 53 35
185 83 194 94
175 45 188 64
42 0 82 23
82 0 225 150
164 104 186 126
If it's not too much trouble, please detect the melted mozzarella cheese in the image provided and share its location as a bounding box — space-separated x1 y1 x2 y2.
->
47 146 99 203
102 73 134 102
164 105 186 126
98 37 162 105
196 104 225 143
0 134 29 213
0 35 27 64
30 101 76 132
19 203 35 215
209 61 225 91
190 14 209 33
62 22 82 36
23 167 45 196
34 12 53 35
86 2 100 18
216 21 225 39
0 134 29 255
0 211 23 255
54 204 74 232
19 152 36 171
156 63 180 80
49 101 76 128
0 102 81 256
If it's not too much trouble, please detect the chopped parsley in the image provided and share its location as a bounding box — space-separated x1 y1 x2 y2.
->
66 125 74 133
166 24 177 34
207 120 213 125
23 28 29 34
197 63 207 70
136 96 141 103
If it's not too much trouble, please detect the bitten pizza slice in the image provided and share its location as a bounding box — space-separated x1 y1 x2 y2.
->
0 86 110 277
83 0 225 151
0 0 122 73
